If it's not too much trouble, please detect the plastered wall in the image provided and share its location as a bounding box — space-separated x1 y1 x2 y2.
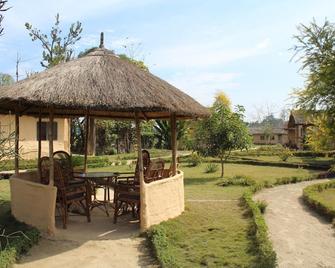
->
10 172 57 235
142 171 185 229
0 115 70 159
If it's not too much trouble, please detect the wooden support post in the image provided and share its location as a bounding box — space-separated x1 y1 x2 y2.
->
48 109 54 186
83 113 89 173
170 113 177 176
14 112 19 175
38 110 42 178
135 112 146 230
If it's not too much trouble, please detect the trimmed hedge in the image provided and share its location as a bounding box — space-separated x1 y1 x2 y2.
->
147 225 178 268
0 213 40 268
242 189 277 268
303 181 335 221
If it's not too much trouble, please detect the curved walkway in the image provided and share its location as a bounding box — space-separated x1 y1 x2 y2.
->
255 180 335 268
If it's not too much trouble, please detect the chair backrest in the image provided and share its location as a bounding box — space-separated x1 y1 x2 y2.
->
39 157 65 188
53 151 73 184
134 150 151 182
145 159 165 182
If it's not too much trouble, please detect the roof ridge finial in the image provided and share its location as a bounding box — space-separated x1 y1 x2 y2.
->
99 32 104 48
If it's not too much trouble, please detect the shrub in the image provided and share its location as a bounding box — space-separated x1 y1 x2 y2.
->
256 200 268 214
303 181 335 221
187 152 202 167
204 163 218 173
0 213 40 268
219 175 256 187
242 190 277 267
278 148 293 162
147 225 177 267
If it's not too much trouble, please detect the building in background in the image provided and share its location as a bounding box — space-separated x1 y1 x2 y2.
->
249 127 288 146
0 115 70 159
286 111 312 150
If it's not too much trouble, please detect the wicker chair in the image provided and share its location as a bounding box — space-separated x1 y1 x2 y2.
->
113 158 165 223
40 156 91 229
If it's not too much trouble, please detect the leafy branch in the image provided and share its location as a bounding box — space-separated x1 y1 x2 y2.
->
25 13 83 68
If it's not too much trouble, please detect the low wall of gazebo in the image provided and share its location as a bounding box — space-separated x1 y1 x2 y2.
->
10 171 57 234
9 170 184 234
142 171 185 229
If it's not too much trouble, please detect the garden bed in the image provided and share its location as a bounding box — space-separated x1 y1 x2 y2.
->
303 180 335 221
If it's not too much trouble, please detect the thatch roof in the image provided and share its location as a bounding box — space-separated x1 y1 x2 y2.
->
0 47 208 119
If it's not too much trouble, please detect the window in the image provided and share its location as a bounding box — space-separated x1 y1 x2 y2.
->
271 135 275 140
37 122 58 140
260 135 265 140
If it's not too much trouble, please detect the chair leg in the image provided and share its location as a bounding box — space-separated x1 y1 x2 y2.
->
113 201 119 224
63 201 68 229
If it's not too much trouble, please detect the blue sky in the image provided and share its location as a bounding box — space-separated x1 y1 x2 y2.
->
1 0 335 120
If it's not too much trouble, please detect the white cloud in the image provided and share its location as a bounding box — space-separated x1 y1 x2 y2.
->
148 38 270 70
166 71 240 106
256 38 271 49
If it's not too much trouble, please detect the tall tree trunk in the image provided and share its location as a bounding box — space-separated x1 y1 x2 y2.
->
220 157 225 178
87 117 96 155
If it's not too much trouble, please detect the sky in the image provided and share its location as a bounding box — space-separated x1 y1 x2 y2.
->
1 0 335 121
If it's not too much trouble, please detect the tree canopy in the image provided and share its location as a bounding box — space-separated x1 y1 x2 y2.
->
292 19 335 116
194 92 251 177
0 73 14 86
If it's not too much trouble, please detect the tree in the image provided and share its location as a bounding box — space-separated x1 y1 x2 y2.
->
153 120 187 149
292 19 335 151
0 73 14 86
307 113 335 151
195 92 251 177
292 19 335 117
25 13 83 68
0 0 10 36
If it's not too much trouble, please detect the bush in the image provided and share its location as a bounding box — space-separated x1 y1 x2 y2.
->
204 163 218 173
219 175 256 187
242 190 277 267
147 225 177 267
303 181 335 221
278 148 293 162
187 152 202 167
256 200 268 214
0 214 40 268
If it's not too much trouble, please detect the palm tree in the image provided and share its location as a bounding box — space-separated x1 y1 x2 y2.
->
154 120 187 149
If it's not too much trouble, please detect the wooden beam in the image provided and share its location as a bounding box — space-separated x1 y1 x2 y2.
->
170 113 177 176
48 108 54 186
135 112 146 230
14 112 19 175
38 110 42 178
83 113 89 173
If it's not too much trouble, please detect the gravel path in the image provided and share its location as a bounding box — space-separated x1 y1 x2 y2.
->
255 180 335 268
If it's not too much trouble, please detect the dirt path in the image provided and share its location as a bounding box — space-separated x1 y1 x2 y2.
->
255 180 335 268
15 191 157 268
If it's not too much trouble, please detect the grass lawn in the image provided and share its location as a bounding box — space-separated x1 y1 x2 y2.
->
0 162 321 267
147 163 320 267
310 187 335 212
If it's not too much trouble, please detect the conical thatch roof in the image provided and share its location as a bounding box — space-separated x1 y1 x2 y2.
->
0 47 208 119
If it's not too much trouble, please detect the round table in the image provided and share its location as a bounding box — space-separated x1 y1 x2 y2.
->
75 172 120 216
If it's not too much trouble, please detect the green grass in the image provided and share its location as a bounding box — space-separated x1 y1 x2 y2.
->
303 181 335 220
181 163 318 184
314 188 335 209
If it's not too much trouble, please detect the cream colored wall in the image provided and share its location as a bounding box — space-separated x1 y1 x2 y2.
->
10 172 57 235
0 115 70 159
142 171 185 229
252 134 288 145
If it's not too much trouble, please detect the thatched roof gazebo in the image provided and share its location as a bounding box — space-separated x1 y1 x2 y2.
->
0 33 208 233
